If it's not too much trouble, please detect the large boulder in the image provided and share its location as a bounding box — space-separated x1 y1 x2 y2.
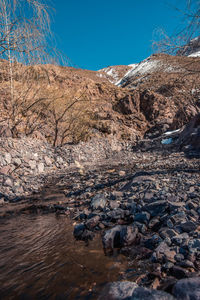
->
98 281 138 300
172 277 200 300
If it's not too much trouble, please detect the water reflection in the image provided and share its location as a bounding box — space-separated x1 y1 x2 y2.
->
0 215 128 299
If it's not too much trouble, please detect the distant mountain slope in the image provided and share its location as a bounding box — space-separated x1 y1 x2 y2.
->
177 36 200 57
98 65 132 84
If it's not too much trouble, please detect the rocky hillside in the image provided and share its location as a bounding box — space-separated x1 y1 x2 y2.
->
0 53 200 145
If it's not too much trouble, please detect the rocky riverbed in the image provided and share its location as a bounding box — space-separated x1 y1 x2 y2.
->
0 134 200 299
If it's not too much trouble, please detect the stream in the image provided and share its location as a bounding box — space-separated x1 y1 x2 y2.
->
0 214 130 299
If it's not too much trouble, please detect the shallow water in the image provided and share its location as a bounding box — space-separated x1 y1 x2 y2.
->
0 214 129 299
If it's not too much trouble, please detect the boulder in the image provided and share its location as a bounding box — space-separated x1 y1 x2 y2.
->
173 277 200 300
98 281 138 300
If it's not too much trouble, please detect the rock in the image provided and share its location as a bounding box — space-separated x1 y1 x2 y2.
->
172 277 200 300
188 239 200 254
0 166 11 175
73 223 86 239
98 281 138 300
175 254 185 262
153 242 176 263
13 158 21 166
170 266 188 279
44 156 52 166
29 160 36 170
171 233 189 246
180 221 197 233
109 201 120 210
38 162 44 173
4 153 11 164
134 212 150 224
73 223 94 241
4 177 13 187
144 234 162 250
159 228 178 239
85 216 100 230
145 200 168 217
102 225 138 254
131 286 176 300
91 194 107 210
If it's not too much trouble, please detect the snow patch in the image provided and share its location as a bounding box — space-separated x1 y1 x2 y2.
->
188 50 200 57
164 129 180 136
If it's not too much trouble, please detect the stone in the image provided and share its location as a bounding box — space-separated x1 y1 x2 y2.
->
170 266 188 279
134 212 150 224
102 225 138 254
173 277 200 300
13 158 21 166
180 221 197 233
188 239 200 254
85 216 100 230
91 194 107 210
109 201 120 210
171 233 189 246
4 177 13 187
144 234 162 250
29 160 36 170
145 200 168 217
73 223 94 241
0 166 11 175
44 156 52 166
153 242 176 263
131 286 175 300
38 162 44 173
4 153 11 164
98 281 138 300
159 228 178 239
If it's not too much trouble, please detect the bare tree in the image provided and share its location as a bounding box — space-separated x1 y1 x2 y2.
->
0 0 55 136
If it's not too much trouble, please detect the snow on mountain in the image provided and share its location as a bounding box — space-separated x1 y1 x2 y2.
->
97 65 132 84
188 50 200 57
177 36 200 57
116 55 183 87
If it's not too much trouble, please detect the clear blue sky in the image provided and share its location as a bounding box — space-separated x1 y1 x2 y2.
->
51 0 187 70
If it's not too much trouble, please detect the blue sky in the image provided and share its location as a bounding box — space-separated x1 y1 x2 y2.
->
51 0 187 70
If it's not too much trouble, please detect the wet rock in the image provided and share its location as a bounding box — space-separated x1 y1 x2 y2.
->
172 277 200 300
85 215 100 230
91 194 107 210
131 286 175 300
102 225 138 254
98 281 138 300
73 223 94 241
